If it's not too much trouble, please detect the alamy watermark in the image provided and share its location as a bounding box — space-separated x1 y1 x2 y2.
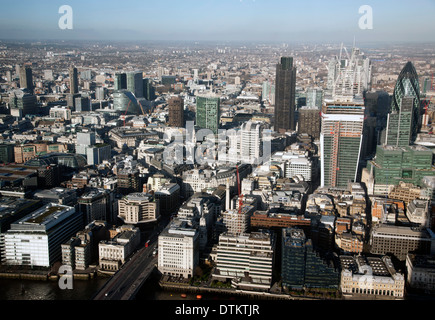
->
58 265 73 290
162 121 272 166
58 5 73 30
359 5 373 30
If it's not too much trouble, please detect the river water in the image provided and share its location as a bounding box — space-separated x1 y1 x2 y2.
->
0 273 239 300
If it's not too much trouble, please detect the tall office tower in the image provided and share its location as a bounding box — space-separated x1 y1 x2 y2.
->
240 121 265 164
69 66 79 94
320 101 365 188
306 88 323 108
196 94 220 134
19 65 33 94
127 72 144 98
384 96 414 147
298 106 321 139
114 73 127 90
390 61 421 143
168 96 184 127
274 57 297 133
327 46 371 98
113 89 140 114
143 78 156 101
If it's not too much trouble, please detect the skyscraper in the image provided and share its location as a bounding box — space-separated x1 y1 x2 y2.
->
320 101 365 188
274 57 296 133
19 65 33 94
143 78 156 101
168 96 184 127
384 96 414 147
327 46 371 99
390 61 420 143
114 73 127 91
127 72 144 98
69 66 79 94
297 107 321 139
240 121 265 164
196 94 220 134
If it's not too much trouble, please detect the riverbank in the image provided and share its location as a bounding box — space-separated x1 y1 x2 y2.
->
0 265 102 281
158 278 328 301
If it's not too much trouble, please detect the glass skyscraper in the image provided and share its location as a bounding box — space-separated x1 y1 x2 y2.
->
281 228 339 290
195 95 220 134
390 61 420 143
320 101 365 188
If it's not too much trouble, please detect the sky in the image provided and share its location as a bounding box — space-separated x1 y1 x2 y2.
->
0 0 434 43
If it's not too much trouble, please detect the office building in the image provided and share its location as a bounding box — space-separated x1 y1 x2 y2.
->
213 230 275 291
34 187 77 207
281 228 339 290
340 255 405 299
117 167 143 194
390 61 420 143
86 144 111 166
168 96 184 127
113 89 143 115
114 73 127 91
19 65 33 94
154 183 180 217
98 225 140 271
196 94 220 134
158 219 199 278
1 203 83 267
49 106 72 121
320 101 365 188
143 78 156 101
370 224 435 260
14 143 68 164
78 189 109 224
239 121 266 165
384 96 414 147
406 254 435 293
363 145 435 195
274 57 297 133
0 143 15 164
298 106 321 139
69 66 79 94
118 192 159 224
126 72 144 98
9 89 37 116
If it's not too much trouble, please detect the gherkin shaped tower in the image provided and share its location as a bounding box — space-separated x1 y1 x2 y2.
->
391 61 420 142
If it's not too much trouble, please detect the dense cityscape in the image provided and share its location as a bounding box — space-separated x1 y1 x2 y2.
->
0 2 435 313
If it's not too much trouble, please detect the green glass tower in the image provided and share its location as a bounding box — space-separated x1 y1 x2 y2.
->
195 95 220 134
365 144 435 194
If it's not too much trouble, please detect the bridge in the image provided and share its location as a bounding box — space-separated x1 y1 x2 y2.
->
92 216 169 301
93 241 158 300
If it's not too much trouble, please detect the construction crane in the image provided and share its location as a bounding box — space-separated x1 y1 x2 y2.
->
123 98 148 127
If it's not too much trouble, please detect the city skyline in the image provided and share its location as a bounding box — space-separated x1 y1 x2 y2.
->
0 0 434 43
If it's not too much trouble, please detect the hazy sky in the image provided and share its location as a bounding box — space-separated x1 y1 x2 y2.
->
0 0 434 43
